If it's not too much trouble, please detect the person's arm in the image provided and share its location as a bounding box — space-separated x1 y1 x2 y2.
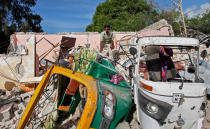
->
100 41 103 52
110 32 114 49
110 40 114 49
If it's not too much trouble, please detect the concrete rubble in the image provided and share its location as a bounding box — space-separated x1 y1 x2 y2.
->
0 87 33 129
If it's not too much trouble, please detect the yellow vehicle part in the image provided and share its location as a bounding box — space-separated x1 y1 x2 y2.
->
17 65 98 129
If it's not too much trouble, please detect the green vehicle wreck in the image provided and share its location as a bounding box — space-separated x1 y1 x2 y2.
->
17 47 132 129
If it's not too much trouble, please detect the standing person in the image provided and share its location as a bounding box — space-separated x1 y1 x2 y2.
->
100 25 114 57
159 46 173 82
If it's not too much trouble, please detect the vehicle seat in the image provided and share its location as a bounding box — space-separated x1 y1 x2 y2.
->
65 79 80 95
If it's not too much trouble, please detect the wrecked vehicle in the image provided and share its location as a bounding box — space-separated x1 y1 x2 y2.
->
132 36 207 129
17 47 132 129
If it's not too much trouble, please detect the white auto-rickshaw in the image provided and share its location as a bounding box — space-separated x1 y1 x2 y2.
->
132 36 207 129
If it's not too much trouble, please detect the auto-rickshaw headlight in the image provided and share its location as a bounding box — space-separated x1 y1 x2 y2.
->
104 92 114 118
101 89 116 120
104 90 115 118
146 102 159 114
138 88 173 125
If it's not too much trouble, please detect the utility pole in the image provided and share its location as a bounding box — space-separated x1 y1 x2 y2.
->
169 0 187 37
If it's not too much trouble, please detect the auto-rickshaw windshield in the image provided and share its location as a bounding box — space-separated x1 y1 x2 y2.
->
138 45 202 83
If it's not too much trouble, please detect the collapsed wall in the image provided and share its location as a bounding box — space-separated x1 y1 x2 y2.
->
0 37 36 90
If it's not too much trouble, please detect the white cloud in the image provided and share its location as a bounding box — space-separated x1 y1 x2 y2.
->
185 5 197 14
185 3 210 18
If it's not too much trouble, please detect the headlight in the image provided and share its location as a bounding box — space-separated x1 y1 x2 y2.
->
104 91 114 118
146 102 159 114
101 89 116 120
138 89 173 125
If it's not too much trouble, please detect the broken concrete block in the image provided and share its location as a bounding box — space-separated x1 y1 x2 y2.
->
0 90 6 96
3 118 14 127
0 103 14 122
0 113 3 122
17 103 25 113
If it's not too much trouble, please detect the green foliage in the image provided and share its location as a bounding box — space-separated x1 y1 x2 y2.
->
0 0 42 53
87 0 209 36
187 10 210 35
86 0 160 32
159 10 210 36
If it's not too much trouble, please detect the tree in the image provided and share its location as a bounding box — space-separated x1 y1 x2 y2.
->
0 0 43 53
187 10 210 35
86 0 160 32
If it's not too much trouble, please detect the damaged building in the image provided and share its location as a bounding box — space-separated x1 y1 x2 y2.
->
0 19 210 129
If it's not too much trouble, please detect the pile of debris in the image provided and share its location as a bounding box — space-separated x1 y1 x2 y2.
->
0 19 210 129
0 88 33 129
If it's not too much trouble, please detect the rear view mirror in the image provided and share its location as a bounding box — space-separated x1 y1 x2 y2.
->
129 47 137 56
201 50 207 60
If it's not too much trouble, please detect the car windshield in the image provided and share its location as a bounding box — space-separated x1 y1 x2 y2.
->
138 45 200 83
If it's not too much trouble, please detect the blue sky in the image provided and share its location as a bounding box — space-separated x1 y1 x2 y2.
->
33 0 209 33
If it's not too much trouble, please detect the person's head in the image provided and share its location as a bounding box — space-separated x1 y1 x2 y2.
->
104 24 110 33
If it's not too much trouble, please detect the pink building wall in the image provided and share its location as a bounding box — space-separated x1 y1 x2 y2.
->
11 26 170 75
14 27 169 62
